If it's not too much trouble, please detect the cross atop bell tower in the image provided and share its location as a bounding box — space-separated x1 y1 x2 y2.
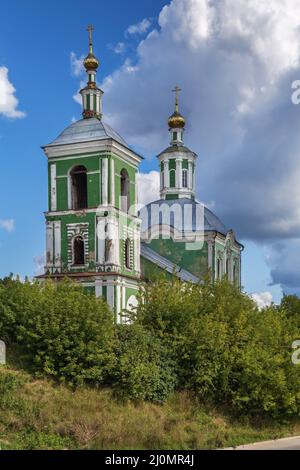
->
87 24 94 53
80 25 103 119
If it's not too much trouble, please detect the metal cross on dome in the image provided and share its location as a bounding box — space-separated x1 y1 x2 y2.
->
87 24 94 48
172 85 182 111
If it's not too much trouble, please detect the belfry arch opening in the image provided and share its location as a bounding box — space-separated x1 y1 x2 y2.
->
120 169 130 213
125 238 131 269
71 165 88 210
73 236 85 265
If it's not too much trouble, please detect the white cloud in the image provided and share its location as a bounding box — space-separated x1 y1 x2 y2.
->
126 18 152 36
250 291 273 309
137 171 160 207
70 52 85 77
0 218 15 232
110 42 126 54
0 67 25 119
33 255 45 275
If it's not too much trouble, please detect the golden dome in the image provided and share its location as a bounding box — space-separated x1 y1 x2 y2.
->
83 53 99 71
168 111 185 129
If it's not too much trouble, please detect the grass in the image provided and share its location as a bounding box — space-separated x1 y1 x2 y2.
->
1 361 300 450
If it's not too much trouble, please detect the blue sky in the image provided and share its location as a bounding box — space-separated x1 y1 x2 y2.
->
1 0 299 305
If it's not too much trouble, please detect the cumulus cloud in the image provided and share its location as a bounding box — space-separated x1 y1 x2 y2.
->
250 291 273 309
137 171 160 207
0 218 15 232
94 0 300 294
109 42 126 55
126 18 152 36
33 255 45 275
0 67 25 119
70 52 85 77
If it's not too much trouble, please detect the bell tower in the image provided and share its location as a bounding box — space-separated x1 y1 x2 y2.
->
38 27 143 322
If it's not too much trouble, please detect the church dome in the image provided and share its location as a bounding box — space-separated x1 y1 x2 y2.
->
45 118 130 149
83 52 99 71
140 198 228 236
168 111 185 129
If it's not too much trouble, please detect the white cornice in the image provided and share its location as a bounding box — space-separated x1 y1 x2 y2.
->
43 138 143 167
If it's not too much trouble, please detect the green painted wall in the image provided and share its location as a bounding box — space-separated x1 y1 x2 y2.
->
145 238 209 279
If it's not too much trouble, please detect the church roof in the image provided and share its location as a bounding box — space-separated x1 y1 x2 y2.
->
140 198 228 236
44 118 130 149
157 144 196 158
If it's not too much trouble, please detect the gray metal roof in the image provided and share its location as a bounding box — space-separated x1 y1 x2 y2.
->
140 198 228 235
157 144 196 158
45 118 130 149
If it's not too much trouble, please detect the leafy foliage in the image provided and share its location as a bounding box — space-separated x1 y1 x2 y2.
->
112 324 176 403
0 277 115 385
1 274 300 419
135 276 300 419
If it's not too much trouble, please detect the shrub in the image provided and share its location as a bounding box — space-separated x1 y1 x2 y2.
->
112 324 176 403
136 276 300 418
0 278 116 385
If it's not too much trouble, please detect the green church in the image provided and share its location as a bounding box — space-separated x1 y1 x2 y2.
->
38 27 243 320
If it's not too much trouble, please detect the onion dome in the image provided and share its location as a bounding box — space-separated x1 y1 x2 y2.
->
83 52 99 71
168 110 185 129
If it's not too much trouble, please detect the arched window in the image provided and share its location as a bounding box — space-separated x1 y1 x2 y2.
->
71 165 87 210
73 236 85 265
169 169 176 188
182 169 188 188
120 169 130 213
125 238 131 269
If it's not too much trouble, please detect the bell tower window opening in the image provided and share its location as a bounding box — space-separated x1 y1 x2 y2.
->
125 238 131 269
182 169 188 188
121 169 130 213
71 165 88 210
73 236 85 266
169 169 176 188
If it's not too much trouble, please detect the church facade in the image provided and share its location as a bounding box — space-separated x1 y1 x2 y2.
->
38 27 243 320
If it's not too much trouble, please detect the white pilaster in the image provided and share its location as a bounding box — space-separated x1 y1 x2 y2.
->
46 222 54 268
95 280 103 297
107 284 115 311
176 159 182 189
122 284 126 311
207 239 214 269
50 164 57 211
102 158 108 205
54 221 61 269
106 217 116 265
188 160 193 190
116 284 121 324
164 160 169 188
110 158 115 206
97 218 105 264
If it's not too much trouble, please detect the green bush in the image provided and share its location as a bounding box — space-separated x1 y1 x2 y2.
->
0 278 116 385
136 276 300 418
111 324 176 403
1 274 300 417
